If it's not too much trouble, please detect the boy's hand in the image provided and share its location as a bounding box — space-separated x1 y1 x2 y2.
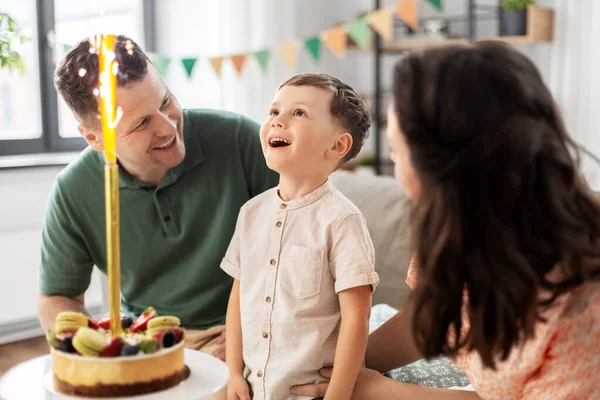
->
227 375 251 400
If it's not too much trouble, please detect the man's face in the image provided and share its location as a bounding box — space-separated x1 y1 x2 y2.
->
260 85 341 176
86 63 185 178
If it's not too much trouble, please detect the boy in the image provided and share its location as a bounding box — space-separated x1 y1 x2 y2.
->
221 73 379 400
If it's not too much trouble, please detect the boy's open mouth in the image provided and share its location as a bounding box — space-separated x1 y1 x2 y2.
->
269 137 291 148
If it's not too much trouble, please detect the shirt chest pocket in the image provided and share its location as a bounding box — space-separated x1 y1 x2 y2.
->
279 245 324 300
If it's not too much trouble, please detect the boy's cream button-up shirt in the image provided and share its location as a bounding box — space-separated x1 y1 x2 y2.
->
221 180 379 400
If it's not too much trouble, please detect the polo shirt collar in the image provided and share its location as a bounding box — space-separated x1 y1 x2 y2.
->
114 110 204 189
274 180 333 211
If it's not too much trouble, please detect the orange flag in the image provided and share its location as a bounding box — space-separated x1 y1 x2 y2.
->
230 54 247 76
366 8 394 41
278 42 301 71
209 57 224 78
321 26 347 58
396 0 418 31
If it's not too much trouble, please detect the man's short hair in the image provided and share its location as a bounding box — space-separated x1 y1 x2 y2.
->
54 35 149 126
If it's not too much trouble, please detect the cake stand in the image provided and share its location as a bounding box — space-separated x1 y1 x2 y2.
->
0 349 228 400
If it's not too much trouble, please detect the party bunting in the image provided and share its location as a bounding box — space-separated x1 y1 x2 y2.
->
321 26 347 58
230 54 247 76
396 0 419 31
366 8 394 41
425 0 443 11
253 49 270 72
209 57 224 78
304 37 321 62
181 58 198 78
346 18 371 49
152 54 172 77
63 44 72 53
278 42 301 71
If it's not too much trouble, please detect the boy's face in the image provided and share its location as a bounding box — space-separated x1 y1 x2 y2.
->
260 85 346 176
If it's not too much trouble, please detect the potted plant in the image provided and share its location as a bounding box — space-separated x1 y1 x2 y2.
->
499 0 535 36
0 13 30 73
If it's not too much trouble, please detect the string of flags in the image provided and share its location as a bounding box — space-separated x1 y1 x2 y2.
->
62 0 443 80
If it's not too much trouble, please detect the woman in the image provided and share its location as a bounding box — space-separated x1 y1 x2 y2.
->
291 41 600 399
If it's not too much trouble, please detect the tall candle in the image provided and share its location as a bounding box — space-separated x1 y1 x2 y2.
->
98 34 122 337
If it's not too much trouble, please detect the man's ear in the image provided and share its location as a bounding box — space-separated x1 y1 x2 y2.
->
327 132 353 161
78 124 104 152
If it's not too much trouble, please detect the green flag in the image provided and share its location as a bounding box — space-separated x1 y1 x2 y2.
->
253 49 270 72
152 55 171 77
304 37 321 61
181 58 198 78
63 44 72 52
346 18 370 49
426 0 443 11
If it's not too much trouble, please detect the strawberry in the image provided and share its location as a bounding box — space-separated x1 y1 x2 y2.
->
97 317 111 330
130 307 157 333
173 328 184 344
100 337 122 357
88 318 100 330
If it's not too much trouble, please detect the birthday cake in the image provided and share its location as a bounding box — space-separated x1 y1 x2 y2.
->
46 308 188 397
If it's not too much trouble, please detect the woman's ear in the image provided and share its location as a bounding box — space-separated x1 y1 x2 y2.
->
78 124 104 152
327 132 353 161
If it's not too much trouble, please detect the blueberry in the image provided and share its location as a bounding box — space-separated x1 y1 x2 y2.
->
121 315 134 329
121 345 139 356
59 336 76 353
162 331 176 348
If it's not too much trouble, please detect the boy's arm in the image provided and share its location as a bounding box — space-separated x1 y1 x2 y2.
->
225 279 244 376
324 285 372 400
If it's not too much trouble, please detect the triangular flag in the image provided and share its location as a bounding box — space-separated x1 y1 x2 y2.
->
230 54 247 76
181 58 198 78
321 26 347 58
278 42 300 71
253 49 270 72
396 0 419 31
209 57 224 78
425 0 443 11
366 8 394 41
152 55 171 77
346 18 371 49
304 37 321 62
63 44 72 53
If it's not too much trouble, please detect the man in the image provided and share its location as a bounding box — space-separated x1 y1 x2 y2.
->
38 35 278 360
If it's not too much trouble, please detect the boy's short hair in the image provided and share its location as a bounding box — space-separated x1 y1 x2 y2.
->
279 73 371 163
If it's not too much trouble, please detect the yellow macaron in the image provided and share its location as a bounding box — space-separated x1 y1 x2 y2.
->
55 311 88 333
147 316 180 336
72 327 107 357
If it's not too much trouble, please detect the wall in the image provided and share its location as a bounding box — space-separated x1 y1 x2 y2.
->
0 166 105 344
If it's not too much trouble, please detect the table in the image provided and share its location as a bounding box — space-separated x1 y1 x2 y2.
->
0 349 228 400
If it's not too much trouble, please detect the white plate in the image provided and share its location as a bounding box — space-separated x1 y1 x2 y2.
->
0 349 229 400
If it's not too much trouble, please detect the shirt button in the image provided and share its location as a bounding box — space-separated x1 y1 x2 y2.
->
262 332 269 338
257 370 263 378
276 221 282 227
266 296 272 303
280 203 287 209
270 259 276 266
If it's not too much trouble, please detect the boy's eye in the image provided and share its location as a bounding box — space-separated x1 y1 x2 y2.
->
294 110 306 117
269 109 279 116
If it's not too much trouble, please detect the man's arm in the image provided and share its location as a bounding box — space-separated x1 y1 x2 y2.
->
38 179 94 330
324 285 372 400
38 293 88 331
366 307 421 372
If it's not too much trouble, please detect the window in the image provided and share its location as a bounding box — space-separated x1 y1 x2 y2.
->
0 0 152 157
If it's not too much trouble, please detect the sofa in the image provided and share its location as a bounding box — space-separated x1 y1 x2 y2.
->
331 169 471 389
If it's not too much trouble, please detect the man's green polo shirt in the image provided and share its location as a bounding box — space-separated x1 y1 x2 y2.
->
39 109 279 330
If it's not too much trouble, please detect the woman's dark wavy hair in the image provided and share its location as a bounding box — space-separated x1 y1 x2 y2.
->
393 41 600 369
